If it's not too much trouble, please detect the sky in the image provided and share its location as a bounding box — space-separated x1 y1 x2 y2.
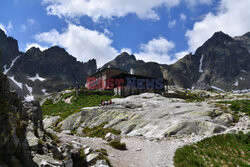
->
0 0 250 67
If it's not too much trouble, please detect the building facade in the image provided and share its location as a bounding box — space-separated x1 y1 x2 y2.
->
86 68 168 96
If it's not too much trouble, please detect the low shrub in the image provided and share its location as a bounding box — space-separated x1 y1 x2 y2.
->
109 140 127 150
81 122 121 139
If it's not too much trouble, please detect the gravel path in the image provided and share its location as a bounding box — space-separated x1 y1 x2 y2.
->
57 133 206 167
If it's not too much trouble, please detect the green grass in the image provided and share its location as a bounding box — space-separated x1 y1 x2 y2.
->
164 91 205 102
81 122 121 139
41 89 117 120
44 130 60 143
174 132 250 167
108 140 127 150
217 100 250 116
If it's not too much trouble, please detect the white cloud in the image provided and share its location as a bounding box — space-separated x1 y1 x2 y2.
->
42 0 214 21
27 18 36 26
21 24 27 32
42 0 181 21
180 13 187 21
120 48 132 55
7 21 13 30
104 29 113 38
185 0 212 8
35 24 118 67
0 23 7 34
186 0 250 52
25 43 48 52
0 22 13 34
168 19 176 28
175 51 189 59
135 37 176 64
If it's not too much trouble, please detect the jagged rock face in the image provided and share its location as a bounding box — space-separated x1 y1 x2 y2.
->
134 62 164 78
0 51 36 167
102 52 145 72
234 32 250 51
162 53 199 88
0 28 97 99
6 46 97 99
194 31 250 90
0 29 20 70
163 31 250 90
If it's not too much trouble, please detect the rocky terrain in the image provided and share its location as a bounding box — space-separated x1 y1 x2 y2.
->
0 51 111 167
102 31 250 92
1 28 250 100
41 90 249 167
0 29 97 100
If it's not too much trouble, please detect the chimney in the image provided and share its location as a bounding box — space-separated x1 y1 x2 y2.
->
130 68 134 74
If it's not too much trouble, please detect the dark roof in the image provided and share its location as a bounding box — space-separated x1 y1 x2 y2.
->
90 67 128 77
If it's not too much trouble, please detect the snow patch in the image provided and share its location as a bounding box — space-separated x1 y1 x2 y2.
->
198 54 204 73
241 70 247 73
24 95 34 102
27 74 46 82
42 89 48 95
211 86 224 92
9 76 23 89
233 79 238 86
3 55 21 74
239 77 245 81
24 84 34 102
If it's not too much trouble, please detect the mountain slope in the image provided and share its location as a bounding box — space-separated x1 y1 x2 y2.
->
162 31 250 91
0 29 20 69
101 52 145 72
0 29 97 100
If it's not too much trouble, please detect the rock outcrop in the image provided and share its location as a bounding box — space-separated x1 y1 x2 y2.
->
101 52 145 72
0 29 97 100
0 50 36 167
50 93 246 139
101 31 250 91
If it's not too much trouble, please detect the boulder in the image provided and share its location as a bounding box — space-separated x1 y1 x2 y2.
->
214 113 234 126
86 153 100 163
84 147 92 155
92 160 110 167
43 116 60 129
105 133 121 142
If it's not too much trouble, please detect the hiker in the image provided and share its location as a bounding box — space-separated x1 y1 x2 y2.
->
109 99 112 105
105 100 109 106
100 100 103 106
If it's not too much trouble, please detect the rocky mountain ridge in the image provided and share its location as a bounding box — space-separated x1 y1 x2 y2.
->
1 29 250 101
0 29 97 100
102 31 250 91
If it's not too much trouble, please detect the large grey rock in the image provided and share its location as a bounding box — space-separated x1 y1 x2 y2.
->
92 160 110 167
54 93 239 138
33 154 63 167
214 113 234 126
43 116 60 129
86 153 100 163
105 133 121 142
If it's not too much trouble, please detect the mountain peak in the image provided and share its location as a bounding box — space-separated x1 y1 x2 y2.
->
242 32 250 37
115 52 136 61
26 47 42 55
210 31 233 41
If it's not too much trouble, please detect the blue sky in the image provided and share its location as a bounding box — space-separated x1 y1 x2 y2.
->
0 0 249 67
